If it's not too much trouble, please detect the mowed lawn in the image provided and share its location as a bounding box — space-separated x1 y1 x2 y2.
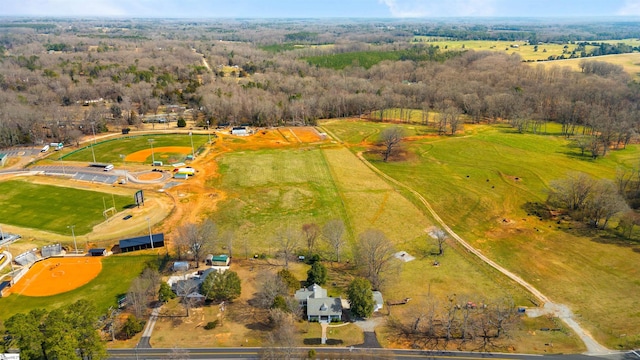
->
0 180 132 235
61 134 209 163
321 120 640 348
0 255 155 322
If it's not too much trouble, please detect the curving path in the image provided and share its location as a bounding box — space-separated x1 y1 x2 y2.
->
320 125 611 355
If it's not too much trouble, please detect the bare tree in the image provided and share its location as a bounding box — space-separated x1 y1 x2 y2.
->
253 273 289 309
301 223 320 254
178 220 218 268
222 230 234 258
260 309 300 360
353 229 397 290
274 226 300 268
380 126 405 162
584 179 629 229
547 172 594 212
174 279 200 317
323 219 346 263
432 228 448 256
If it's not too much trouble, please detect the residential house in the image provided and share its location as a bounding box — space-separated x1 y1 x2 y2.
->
295 284 342 322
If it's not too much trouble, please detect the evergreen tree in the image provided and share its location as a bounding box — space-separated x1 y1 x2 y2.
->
201 270 242 302
347 278 374 318
305 261 327 286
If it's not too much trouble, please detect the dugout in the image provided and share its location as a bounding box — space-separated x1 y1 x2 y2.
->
119 233 165 253
88 248 107 256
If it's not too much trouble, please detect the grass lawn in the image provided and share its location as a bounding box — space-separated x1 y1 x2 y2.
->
0 255 155 321
320 120 640 348
61 134 209 163
0 179 133 235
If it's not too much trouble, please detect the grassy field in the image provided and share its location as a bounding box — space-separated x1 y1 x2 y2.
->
536 52 640 80
321 119 640 348
0 255 155 321
61 134 209 163
412 38 602 61
0 179 133 235
212 148 347 251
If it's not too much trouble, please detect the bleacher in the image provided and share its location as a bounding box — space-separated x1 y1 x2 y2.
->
14 251 38 266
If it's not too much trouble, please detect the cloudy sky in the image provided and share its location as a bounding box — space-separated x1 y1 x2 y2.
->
3 0 640 18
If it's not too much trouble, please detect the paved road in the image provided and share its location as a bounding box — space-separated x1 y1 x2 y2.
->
108 347 634 360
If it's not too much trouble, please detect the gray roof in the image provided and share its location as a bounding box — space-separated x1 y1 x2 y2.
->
307 297 342 317
295 283 327 301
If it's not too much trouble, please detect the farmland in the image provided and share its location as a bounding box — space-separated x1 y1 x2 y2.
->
0 179 133 235
321 119 640 348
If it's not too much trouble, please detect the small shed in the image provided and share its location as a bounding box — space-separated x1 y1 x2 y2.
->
88 248 107 257
372 291 384 312
231 126 248 136
173 261 190 272
152 161 163 166
207 254 229 266
173 173 189 180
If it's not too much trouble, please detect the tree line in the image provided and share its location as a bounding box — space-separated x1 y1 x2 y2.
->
1 19 639 155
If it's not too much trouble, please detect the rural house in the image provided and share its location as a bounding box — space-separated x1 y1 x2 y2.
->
295 284 343 322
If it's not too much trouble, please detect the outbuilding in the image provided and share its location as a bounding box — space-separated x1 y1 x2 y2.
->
119 233 165 253
173 261 190 272
205 254 230 266
88 248 107 257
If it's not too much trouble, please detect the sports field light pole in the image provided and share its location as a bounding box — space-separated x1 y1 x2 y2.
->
207 120 211 144
148 139 155 164
146 217 154 249
189 131 195 159
68 225 78 254
90 121 97 163
119 154 127 183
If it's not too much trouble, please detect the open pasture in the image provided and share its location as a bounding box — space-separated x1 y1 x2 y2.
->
536 52 640 80
321 120 640 348
9 257 102 297
61 134 209 163
0 179 133 235
413 38 596 61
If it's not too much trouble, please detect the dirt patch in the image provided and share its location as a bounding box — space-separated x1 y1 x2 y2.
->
138 172 164 181
125 146 192 162
9 257 102 297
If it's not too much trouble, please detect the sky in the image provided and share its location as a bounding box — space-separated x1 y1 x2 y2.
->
2 0 640 18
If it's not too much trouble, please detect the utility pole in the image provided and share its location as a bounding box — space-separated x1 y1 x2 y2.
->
148 139 155 164
90 121 97 163
68 225 78 254
146 217 154 249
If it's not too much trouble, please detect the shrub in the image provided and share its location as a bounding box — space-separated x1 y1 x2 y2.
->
204 320 219 330
177 117 186 128
121 315 144 339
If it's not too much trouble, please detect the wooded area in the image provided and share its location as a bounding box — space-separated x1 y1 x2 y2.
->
0 18 638 160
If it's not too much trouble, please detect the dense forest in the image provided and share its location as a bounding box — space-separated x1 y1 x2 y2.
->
0 18 639 161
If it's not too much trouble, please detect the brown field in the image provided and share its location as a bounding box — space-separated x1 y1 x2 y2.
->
137 172 164 181
288 127 324 142
125 146 192 162
9 257 102 297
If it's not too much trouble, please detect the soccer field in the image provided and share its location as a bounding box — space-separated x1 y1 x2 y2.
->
0 179 133 235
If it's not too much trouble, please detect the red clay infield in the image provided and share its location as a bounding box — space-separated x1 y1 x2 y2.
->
9 257 102 297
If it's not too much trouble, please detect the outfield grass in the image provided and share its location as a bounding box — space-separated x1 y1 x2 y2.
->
322 120 640 348
0 255 155 321
0 180 133 235
61 134 209 163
